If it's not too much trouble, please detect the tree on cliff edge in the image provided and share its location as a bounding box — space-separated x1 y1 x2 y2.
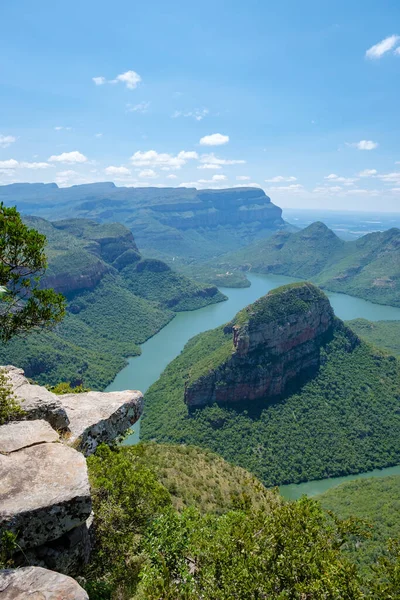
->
0 203 65 342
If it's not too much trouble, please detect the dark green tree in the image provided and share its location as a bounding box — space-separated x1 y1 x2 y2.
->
0 203 65 342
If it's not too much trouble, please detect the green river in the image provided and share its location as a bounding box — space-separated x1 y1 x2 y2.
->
106 272 400 499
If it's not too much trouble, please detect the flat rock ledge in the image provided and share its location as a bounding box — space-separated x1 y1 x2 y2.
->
61 389 143 456
0 566 88 600
0 419 59 454
3 365 69 430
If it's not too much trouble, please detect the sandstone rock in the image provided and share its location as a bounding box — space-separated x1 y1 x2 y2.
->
0 442 91 549
0 420 59 454
0 567 89 599
3 366 69 430
185 283 341 407
60 389 143 456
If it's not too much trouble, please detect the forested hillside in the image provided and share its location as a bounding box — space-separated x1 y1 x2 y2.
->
142 285 400 487
0 216 225 388
217 222 400 306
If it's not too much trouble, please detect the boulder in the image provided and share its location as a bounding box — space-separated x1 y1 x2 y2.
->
0 566 89 599
60 389 143 455
0 420 59 454
0 442 91 549
3 366 69 430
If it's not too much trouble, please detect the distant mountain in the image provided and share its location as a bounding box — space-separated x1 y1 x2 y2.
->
220 222 400 306
0 217 225 388
142 283 400 486
0 183 286 262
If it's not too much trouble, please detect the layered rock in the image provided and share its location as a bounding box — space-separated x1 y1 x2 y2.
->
2 366 143 456
0 419 92 574
4 365 69 430
185 283 337 407
0 566 89 599
61 389 143 455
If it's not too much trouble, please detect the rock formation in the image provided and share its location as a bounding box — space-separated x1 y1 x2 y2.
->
0 566 89 599
0 368 143 574
185 283 337 407
3 365 143 456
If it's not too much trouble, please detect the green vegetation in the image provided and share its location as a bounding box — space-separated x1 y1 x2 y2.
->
347 319 400 357
0 204 65 341
127 443 276 514
220 222 400 306
0 216 225 389
142 315 400 487
0 367 23 424
319 476 400 575
85 442 400 599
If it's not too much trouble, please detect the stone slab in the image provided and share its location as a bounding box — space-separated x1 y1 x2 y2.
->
2 366 69 430
0 566 89 599
0 420 59 454
60 389 143 455
0 443 91 549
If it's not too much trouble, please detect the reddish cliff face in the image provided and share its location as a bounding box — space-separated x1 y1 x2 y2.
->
185 284 337 407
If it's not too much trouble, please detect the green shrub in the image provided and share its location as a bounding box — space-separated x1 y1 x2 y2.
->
0 368 23 424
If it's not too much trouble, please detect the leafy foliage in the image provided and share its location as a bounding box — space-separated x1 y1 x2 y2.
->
0 367 23 424
347 319 400 357
319 476 400 574
0 203 65 341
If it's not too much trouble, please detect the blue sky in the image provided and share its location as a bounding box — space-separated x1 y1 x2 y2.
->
0 0 400 210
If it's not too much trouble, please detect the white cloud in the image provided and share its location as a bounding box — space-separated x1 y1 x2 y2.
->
234 182 262 188
0 159 19 169
93 76 106 86
172 108 209 121
21 161 52 169
126 101 150 113
365 35 400 59
55 170 78 186
138 169 157 179
236 176 250 181
95 133 103 138
378 172 400 184
0 135 16 148
54 126 72 131
105 166 131 176
266 184 304 193
395 47 400 55
358 169 377 177
199 153 245 166
114 70 141 89
0 159 51 170
48 151 88 164
166 174 177 179
324 174 357 185
348 140 379 150
265 175 297 183
212 174 227 181
130 150 198 170
198 164 222 170
93 70 141 89
199 133 229 146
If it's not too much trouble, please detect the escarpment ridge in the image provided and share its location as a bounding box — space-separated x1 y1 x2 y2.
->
184 283 338 407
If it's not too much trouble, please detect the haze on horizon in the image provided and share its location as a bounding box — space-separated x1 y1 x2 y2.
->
0 0 399 211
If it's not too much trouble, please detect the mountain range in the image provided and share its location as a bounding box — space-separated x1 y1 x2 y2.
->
0 183 286 263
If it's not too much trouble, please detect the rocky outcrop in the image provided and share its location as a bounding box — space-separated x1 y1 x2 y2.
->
0 566 89 599
0 419 92 574
0 368 143 574
4 366 69 430
2 366 143 456
61 389 143 455
185 283 339 407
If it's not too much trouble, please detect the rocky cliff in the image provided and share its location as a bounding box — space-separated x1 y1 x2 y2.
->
185 283 336 407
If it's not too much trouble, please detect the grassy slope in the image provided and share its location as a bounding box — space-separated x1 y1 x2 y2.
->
319 475 400 573
127 443 278 514
142 320 400 487
347 319 400 357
